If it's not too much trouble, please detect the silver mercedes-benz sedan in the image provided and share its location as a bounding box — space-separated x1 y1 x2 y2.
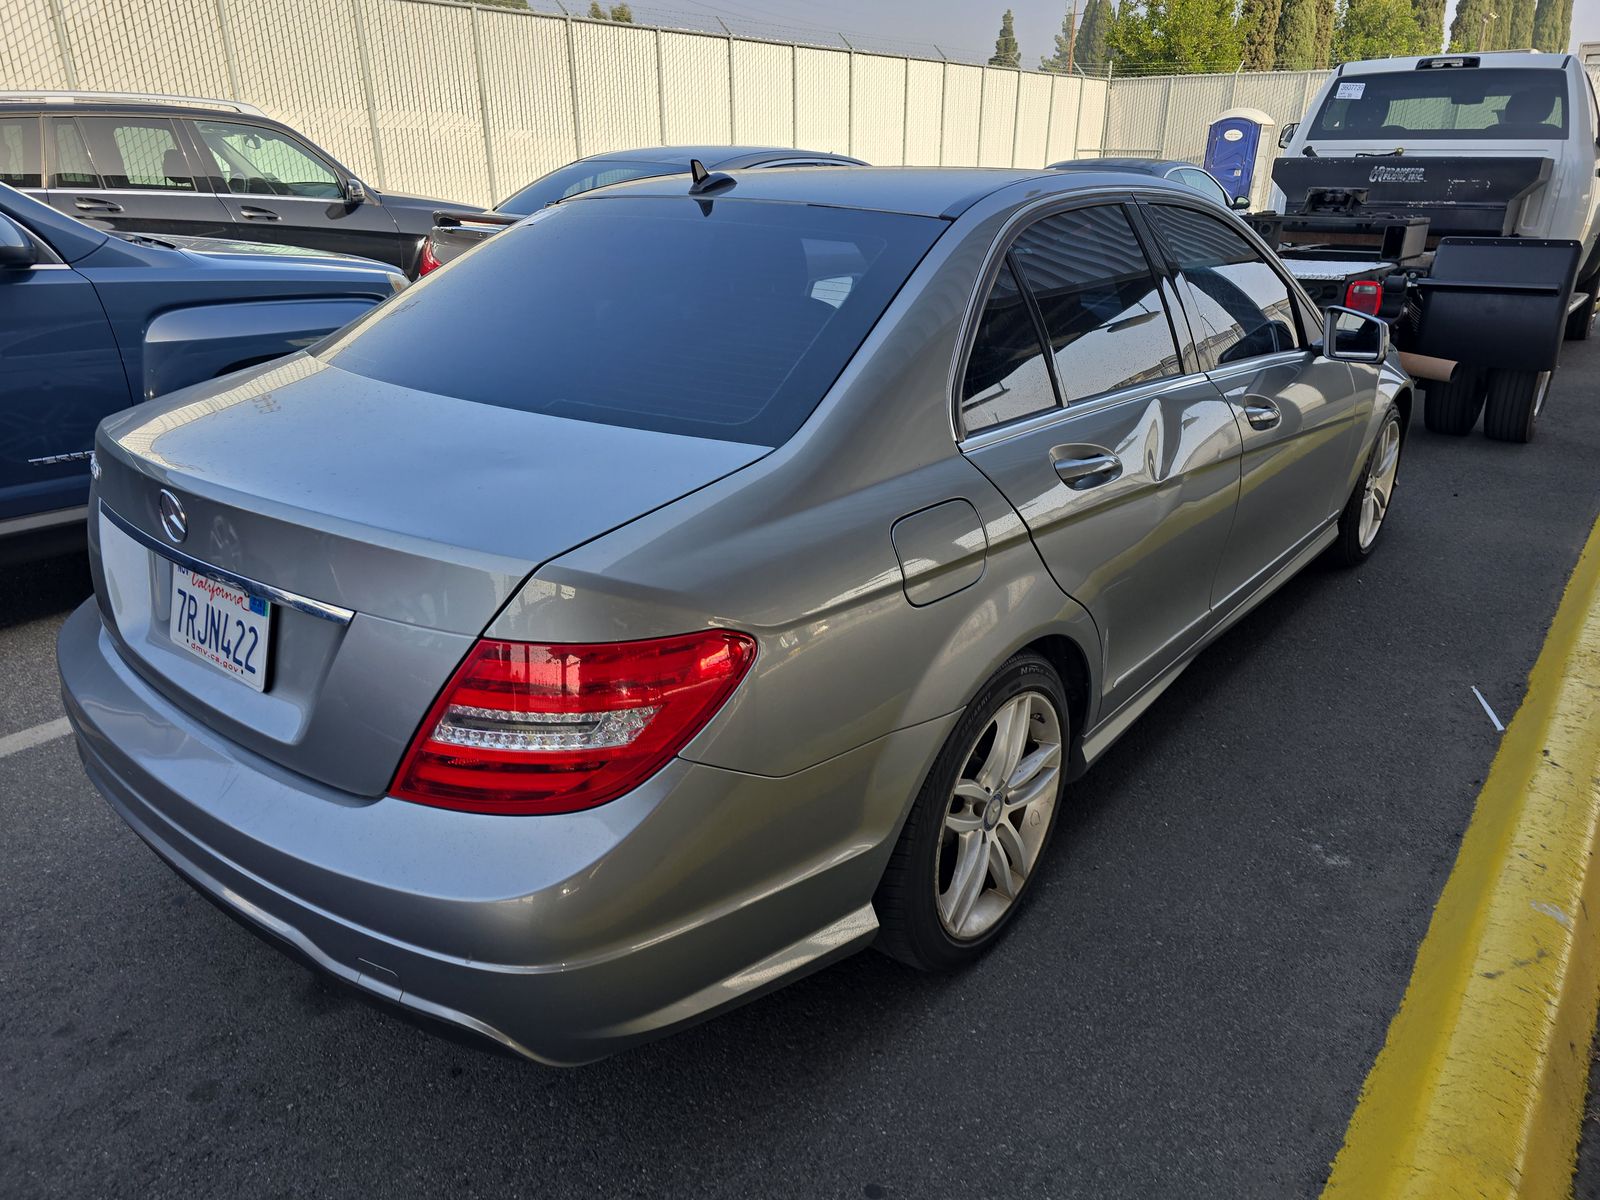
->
58 166 1409 1065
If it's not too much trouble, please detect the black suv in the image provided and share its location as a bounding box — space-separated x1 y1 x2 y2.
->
0 91 480 274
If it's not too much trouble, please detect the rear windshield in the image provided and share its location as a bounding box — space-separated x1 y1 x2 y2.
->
1308 68 1568 141
496 159 684 215
322 196 943 446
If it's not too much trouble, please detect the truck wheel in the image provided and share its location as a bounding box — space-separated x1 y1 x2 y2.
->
1482 369 1549 444
1421 368 1485 436
1566 281 1597 341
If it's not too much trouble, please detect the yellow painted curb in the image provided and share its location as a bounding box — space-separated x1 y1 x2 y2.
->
1322 516 1600 1200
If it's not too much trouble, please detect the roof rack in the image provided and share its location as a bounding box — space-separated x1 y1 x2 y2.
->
0 90 266 116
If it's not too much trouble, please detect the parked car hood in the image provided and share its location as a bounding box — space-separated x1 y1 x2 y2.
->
375 189 483 231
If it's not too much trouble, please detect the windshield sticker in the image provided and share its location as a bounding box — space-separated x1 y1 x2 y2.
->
1336 82 1366 100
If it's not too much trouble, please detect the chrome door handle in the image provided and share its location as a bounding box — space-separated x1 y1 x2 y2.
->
74 198 123 213
239 206 280 221
1242 398 1281 430
1053 453 1122 489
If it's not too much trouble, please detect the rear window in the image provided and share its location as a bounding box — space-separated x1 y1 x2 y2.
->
1309 68 1568 141
496 159 684 215
322 196 942 446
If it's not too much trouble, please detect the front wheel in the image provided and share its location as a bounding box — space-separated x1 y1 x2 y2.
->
1566 277 1597 341
874 652 1068 972
1482 368 1550 444
1330 406 1402 567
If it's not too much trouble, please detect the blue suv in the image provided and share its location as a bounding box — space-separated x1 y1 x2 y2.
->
0 182 402 561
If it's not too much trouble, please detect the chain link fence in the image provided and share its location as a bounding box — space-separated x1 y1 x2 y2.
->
0 0 1112 206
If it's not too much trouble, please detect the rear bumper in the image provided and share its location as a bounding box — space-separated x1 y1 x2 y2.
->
58 600 954 1065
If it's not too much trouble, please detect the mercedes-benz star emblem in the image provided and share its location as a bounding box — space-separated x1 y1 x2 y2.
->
157 489 188 544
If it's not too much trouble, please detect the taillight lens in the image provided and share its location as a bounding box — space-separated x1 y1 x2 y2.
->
1344 279 1382 315
392 631 757 815
416 238 442 276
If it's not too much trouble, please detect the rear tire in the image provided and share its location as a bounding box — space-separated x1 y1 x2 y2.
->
1566 277 1597 341
1421 367 1485 436
1482 368 1548 444
874 652 1067 972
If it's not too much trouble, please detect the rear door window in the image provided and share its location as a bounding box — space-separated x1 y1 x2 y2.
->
960 259 1059 434
323 196 943 447
1009 205 1183 403
1146 204 1301 367
1308 68 1568 140
76 117 197 190
50 118 99 188
0 116 41 188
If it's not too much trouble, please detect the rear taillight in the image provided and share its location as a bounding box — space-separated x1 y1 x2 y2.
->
1344 279 1382 315
416 239 442 276
392 631 757 815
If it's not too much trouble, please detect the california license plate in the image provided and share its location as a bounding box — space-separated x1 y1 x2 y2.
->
169 565 271 691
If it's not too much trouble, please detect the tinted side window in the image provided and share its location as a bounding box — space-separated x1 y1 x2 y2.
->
51 118 98 188
1010 206 1183 403
193 120 341 198
0 117 42 188
961 259 1059 434
1147 204 1300 366
1174 167 1230 207
77 117 196 190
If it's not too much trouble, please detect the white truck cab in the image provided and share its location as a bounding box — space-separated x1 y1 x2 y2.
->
1278 52 1600 253
1264 52 1600 444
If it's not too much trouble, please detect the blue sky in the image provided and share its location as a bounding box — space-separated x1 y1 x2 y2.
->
662 0 1600 64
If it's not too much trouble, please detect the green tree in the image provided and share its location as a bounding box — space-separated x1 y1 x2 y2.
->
1532 0 1573 49
1410 0 1446 51
1314 0 1336 65
588 1 605 16
1505 0 1535 46
1274 0 1318 67
1334 0 1429 60
1239 0 1283 69
1106 0 1244 72
1076 0 1115 71
1040 2 1078 71
609 3 634 20
1450 0 1500 49
991 9 1023 66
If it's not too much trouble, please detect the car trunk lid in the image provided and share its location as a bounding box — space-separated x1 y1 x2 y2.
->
89 354 765 795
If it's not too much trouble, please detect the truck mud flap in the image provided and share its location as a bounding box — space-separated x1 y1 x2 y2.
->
1412 237 1581 373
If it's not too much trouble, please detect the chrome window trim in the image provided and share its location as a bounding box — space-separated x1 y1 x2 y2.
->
958 369 1219 452
1204 348 1312 387
99 501 354 625
947 184 1192 445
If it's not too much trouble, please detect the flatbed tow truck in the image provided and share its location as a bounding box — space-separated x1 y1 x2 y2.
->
1251 51 1600 442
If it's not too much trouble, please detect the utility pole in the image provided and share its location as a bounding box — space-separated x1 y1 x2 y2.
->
1066 0 1079 73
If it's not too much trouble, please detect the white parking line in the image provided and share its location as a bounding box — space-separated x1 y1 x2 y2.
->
0 717 72 760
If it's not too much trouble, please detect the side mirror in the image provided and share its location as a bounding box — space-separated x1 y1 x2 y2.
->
1321 306 1390 363
1277 122 1299 150
1231 194 1251 210
0 214 38 269
344 178 368 207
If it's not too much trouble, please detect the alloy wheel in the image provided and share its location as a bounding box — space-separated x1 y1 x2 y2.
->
1358 416 1401 551
935 690 1063 941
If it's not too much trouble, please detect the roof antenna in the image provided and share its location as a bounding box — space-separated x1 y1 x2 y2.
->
687 158 737 196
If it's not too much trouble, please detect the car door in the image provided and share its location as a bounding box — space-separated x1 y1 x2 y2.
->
44 115 231 239
958 201 1243 712
0 213 128 525
1141 201 1364 609
187 118 402 265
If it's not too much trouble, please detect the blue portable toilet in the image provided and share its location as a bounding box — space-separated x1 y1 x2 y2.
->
1204 107 1276 211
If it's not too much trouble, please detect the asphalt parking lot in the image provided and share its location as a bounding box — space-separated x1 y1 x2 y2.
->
4 343 1600 1200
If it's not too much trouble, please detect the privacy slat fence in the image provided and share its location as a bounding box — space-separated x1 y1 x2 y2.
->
1 0 1111 206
